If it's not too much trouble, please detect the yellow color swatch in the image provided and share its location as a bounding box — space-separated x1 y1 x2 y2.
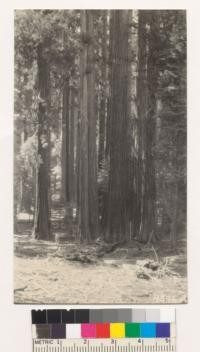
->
110 323 125 338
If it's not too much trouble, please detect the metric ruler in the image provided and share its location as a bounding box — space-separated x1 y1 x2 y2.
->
33 338 176 352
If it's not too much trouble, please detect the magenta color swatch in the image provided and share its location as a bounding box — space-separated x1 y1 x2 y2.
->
81 324 96 338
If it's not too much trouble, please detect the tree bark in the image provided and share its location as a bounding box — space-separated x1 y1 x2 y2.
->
98 11 108 169
105 11 112 158
69 87 75 205
137 11 159 243
79 11 90 241
87 11 99 239
136 11 148 242
32 43 51 240
61 78 70 206
144 12 159 242
105 10 130 242
79 10 98 241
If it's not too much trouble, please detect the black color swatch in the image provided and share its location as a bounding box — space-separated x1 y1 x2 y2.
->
61 309 75 323
32 310 47 324
75 309 90 323
47 310 61 323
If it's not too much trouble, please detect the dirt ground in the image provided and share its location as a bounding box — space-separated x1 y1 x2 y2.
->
14 235 187 304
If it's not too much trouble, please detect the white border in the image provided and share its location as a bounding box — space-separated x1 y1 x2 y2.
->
0 1 200 351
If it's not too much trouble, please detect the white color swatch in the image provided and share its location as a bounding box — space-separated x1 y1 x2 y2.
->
66 324 81 338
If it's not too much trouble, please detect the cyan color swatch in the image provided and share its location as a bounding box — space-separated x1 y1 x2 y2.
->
140 323 156 338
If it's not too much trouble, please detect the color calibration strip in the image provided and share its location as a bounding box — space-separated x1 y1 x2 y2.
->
32 309 175 340
32 310 176 351
32 322 175 339
32 308 175 324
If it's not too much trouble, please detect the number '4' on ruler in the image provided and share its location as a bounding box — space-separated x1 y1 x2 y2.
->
33 338 176 352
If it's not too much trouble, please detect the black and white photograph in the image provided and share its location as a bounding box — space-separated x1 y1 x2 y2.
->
14 9 187 304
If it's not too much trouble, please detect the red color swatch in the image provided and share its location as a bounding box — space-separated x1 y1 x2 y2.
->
96 323 110 338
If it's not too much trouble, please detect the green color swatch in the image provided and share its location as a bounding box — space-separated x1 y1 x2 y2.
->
125 323 140 337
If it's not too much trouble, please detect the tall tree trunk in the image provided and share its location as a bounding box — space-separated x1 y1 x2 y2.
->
126 10 136 240
72 98 78 216
98 11 107 169
32 43 51 240
137 11 159 243
69 87 75 205
79 11 90 241
79 10 98 241
61 78 70 207
76 110 81 215
19 117 28 212
105 10 130 242
87 11 99 239
105 11 112 158
144 11 159 242
136 10 148 241
171 179 178 250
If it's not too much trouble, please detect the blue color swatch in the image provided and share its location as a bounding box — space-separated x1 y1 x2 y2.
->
156 323 170 338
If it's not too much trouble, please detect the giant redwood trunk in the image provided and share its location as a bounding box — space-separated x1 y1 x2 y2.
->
79 10 98 241
136 11 148 241
137 11 159 243
61 80 76 220
32 44 51 240
144 12 159 242
87 12 99 239
105 10 130 242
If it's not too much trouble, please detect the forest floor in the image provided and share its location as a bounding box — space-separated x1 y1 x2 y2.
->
14 231 187 304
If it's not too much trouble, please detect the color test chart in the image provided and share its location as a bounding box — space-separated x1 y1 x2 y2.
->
32 309 176 351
